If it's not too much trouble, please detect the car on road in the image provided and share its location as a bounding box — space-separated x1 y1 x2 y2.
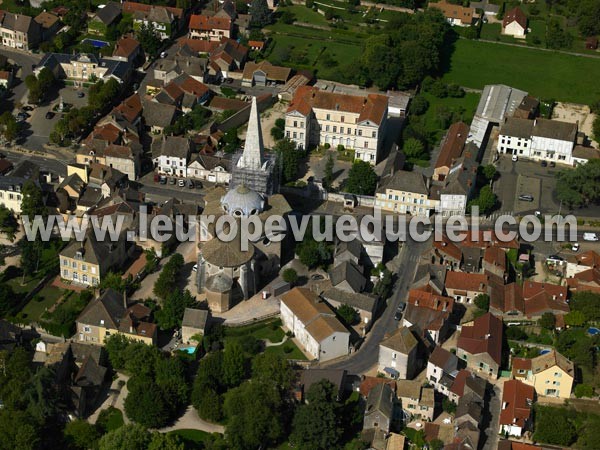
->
169 177 176 185
22 105 34 111
77 91 85 98
541 160 547 167
17 112 29 120
512 154 518 162
159 175 167 184
192 264 198 272
178 179 185 187
547 254 564 262
160 51 167 58
310 274 324 281
572 243 580 252
187 180 194 189
518 194 534 202
583 232 599 241
45 111 55 119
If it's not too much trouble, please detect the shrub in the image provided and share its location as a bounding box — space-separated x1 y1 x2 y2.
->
574 384 594 398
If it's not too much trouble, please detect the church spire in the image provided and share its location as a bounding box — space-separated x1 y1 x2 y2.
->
237 96 264 170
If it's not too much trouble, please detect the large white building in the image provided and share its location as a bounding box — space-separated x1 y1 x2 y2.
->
152 136 191 177
285 86 388 164
280 287 349 361
497 117 577 165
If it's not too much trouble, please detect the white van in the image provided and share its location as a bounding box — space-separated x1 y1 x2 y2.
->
583 232 599 241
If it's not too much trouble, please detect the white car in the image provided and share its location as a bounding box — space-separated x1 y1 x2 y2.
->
572 243 580 252
583 233 599 241
512 154 518 162
192 264 198 272
178 179 185 187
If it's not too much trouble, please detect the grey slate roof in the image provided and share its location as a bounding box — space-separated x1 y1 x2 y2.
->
532 118 577 142
61 233 118 266
365 383 394 421
182 308 209 329
377 169 429 195
500 117 534 139
322 288 378 314
77 288 125 329
152 135 191 160
329 260 366 293
143 100 177 128
380 326 418 354
476 84 527 123
93 2 121 25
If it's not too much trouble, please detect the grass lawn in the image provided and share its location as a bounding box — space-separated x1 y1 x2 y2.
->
168 429 212 445
443 39 600 103
97 407 124 432
282 5 329 25
225 319 285 343
20 285 64 323
421 91 480 140
264 340 307 360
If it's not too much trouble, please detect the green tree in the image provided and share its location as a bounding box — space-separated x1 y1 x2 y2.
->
538 312 556 330
251 352 293 390
470 185 497 215
323 153 335 191
155 289 195 330
63 420 101 450
297 237 332 270
564 310 586 327
403 137 426 160
148 433 185 450
281 268 298 285
474 293 490 311
125 376 169 428
483 164 497 181
98 424 152 450
409 95 429 115
224 381 286 449
290 380 342 450
337 304 359 326
442 397 456 414
0 205 18 241
280 10 295 24
344 160 378 196
270 126 284 140
136 23 162 57
570 291 600 321
222 128 240 153
222 340 247 387
153 253 184 299
593 115 600 142
574 384 594 398
533 406 576 446
274 138 299 183
577 0 600 37
0 111 18 143
19 180 46 277
249 0 272 27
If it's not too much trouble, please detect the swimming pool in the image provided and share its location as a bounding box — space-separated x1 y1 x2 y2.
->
588 327 600 336
539 349 551 355
179 346 197 354
82 38 109 48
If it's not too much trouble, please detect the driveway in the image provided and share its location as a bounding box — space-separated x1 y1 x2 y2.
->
158 405 224 434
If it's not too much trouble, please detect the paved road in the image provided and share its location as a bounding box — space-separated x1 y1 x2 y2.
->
0 48 42 109
323 235 431 374
1 147 68 175
482 383 502 450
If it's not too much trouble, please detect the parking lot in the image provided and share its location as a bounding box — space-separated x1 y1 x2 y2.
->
494 154 561 215
18 84 89 151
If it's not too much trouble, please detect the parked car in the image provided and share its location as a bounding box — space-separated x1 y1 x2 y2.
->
45 111 55 119
153 173 159 183
572 243 580 252
169 177 176 185
547 255 564 262
195 181 203 189
512 154 518 162
160 51 167 58
583 232 599 241
178 179 185 187
159 175 167 184
187 180 194 189
77 91 85 98
22 105 34 111
541 160 548 167
549 162 556 168
518 194 534 202
192 264 198 272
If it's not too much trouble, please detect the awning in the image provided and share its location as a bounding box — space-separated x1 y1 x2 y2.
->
383 367 399 377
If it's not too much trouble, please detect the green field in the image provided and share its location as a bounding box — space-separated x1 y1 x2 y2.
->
421 92 481 140
442 39 600 103
20 286 64 323
168 429 212 446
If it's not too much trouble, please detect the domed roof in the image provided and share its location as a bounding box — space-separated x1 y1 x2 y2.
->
205 272 233 293
221 184 264 217
201 235 255 267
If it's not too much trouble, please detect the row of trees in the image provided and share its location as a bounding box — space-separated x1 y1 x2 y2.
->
555 159 600 208
25 68 55 105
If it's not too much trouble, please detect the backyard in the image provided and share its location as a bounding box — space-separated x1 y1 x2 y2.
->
442 39 600 104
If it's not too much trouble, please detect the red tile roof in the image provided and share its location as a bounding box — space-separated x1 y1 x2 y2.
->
177 76 209 97
113 35 140 58
449 369 471 397
248 40 265 50
522 281 569 317
122 1 182 18
287 86 388 126
457 312 503 365
503 6 527 30
572 250 600 268
189 14 232 31
499 380 533 429
511 357 531 372
408 289 454 312
114 93 143 124
433 237 462 262
359 376 396 397
435 122 469 170
445 271 488 293
177 37 220 53
483 245 507 270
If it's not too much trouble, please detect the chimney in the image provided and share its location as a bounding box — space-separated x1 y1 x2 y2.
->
123 291 127 309
485 333 491 339
502 402 507 409
415 299 419 307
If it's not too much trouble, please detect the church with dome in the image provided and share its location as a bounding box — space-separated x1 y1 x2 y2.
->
196 163 291 313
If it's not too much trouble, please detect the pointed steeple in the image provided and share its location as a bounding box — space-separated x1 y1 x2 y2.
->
237 96 264 170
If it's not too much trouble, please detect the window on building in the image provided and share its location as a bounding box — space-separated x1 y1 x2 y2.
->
293 121 297 127
286 131 290 138
340 127 344 134
300 133 304 139
341 116 344 122
372 131 376 138
72 261 77 269
325 125 330 132
84 326 91 333
358 130 362 136
364 141 368 148
326 114 330 120
293 132 297 139
82 274 88 283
